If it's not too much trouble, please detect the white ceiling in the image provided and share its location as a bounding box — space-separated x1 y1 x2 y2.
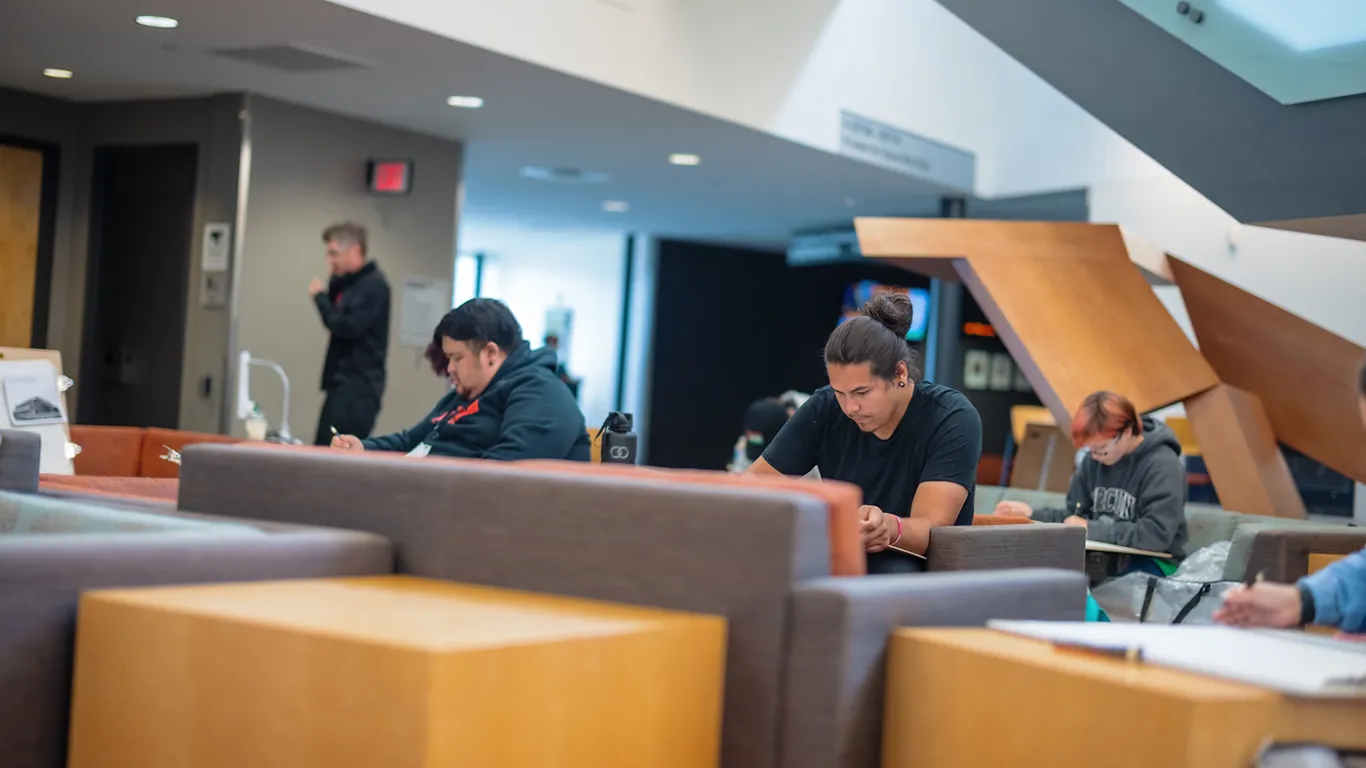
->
1 0 958 248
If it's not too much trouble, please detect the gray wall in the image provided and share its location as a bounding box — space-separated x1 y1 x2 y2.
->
234 95 462 441
0 90 241 431
80 96 244 433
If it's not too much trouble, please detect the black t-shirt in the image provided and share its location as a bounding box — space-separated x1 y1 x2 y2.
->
762 380 982 528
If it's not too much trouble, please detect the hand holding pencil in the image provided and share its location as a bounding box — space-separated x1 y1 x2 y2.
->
329 426 365 452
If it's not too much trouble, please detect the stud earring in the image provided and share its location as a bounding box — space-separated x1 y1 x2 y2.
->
898 380 907 388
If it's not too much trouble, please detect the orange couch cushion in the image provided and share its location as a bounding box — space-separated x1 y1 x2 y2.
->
39 474 179 502
69 426 145 477
140 428 242 478
518 460 866 576
971 515 1033 526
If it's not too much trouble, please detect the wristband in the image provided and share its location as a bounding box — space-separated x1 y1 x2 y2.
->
890 515 903 546
1297 582 1316 626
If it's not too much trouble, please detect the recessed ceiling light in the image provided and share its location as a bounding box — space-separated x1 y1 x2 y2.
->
602 200 630 213
446 95 484 109
669 153 701 166
43 68 73 79
135 15 179 28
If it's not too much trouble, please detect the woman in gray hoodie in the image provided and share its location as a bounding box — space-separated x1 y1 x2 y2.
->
993 391 1189 560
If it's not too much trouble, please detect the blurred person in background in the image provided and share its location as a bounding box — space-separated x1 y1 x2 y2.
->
543 334 581 398
730 391 816 476
308 222 391 445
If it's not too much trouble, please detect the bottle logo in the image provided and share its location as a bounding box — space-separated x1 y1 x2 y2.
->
608 445 631 460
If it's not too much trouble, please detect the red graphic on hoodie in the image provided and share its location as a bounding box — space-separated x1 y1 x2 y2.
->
431 399 480 426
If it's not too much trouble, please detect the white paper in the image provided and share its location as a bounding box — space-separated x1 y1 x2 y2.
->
406 443 432 458
399 277 452 347
0 359 74 474
202 222 231 272
963 350 990 390
3 367 67 425
989 353 1013 391
987 620 1366 698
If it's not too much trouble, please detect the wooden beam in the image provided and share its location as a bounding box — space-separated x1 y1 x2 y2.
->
1169 257 1366 484
856 218 1219 425
1184 384 1307 519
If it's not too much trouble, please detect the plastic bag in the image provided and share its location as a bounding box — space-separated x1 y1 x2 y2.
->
1171 540 1231 582
1090 541 1238 625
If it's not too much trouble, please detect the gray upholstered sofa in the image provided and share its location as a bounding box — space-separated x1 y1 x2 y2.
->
976 485 1366 581
176 444 1087 768
0 429 41 494
0 484 393 768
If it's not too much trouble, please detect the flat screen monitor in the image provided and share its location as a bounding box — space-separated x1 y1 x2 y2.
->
838 281 930 342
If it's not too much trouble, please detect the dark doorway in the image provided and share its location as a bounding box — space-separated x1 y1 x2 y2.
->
646 239 926 470
79 144 197 428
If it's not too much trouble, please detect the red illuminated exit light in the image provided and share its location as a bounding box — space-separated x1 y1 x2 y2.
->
367 159 413 195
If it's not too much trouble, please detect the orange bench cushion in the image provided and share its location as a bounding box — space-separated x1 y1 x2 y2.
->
69 426 144 477
140 428 242 478
517 461 866 576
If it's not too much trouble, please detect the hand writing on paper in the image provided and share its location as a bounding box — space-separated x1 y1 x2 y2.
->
1214 583 1302 629
860 505 896 552
330 434 365 452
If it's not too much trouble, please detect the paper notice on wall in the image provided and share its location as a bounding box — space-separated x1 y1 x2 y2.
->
399 277 452 347
3 364 67 426
0 358 74 474
963 350 990 390
202 222 231 272
989 353 1014 391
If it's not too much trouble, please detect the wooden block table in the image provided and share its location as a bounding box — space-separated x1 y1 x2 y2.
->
883 628 1366 768
68 576 726 768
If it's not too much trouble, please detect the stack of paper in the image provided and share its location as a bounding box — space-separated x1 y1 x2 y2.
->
989 620 1366 698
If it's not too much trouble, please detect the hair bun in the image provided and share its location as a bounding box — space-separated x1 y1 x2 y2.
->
861 292 913 340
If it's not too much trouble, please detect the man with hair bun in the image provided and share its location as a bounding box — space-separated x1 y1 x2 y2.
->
994 390 1189 563
747 292 982 574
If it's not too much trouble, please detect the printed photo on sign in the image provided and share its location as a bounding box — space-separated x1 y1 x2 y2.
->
3 371 67 426
989 353 1014 391
963 350 991 390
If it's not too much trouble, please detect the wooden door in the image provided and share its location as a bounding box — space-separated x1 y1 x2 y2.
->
0 144 44 347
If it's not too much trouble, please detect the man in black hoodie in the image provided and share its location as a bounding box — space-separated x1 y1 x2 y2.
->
994 390 1189 559
332 298 591 461
310 222 391 445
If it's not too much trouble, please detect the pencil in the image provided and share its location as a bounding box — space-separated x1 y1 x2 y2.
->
1052 640 1144 662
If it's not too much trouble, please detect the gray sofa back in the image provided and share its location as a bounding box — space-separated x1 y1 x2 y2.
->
0 493 393 768
780 569 1086 768
179 445 832 768
0 430 41 493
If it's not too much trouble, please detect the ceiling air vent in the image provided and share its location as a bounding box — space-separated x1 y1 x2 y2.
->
519 166 610 184
211 43 372 73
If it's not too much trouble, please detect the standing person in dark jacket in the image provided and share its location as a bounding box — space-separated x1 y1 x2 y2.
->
308 222 391 446
331 298 591 461
993 390 1189 561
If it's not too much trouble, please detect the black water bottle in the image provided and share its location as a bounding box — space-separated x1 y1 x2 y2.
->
601 412 638 465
